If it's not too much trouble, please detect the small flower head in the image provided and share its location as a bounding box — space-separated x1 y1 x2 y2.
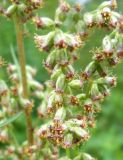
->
84 13 95 28
33 17 54 29
59 1 70 12
0 80 8 96
101 7 111 21
0 57 7 68
102 36 113 57
63 133 73 148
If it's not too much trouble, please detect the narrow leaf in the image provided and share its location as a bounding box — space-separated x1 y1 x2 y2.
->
0 111 23 128
10 44 21 80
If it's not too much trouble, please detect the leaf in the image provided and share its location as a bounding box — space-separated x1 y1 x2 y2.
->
10 44 21 80
0 111 23 128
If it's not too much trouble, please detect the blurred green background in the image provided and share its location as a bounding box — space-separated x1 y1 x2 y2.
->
0 0 123 159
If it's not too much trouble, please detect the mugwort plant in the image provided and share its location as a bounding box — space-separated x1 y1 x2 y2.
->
0 0 123 159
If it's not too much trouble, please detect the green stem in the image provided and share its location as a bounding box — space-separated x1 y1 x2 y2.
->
14 15 34 146
66 148 71 158
86 79 93 98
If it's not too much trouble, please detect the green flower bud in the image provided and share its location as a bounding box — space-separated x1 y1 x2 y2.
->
55 8 67 23
5 4 17 17
54 30 67 48
37 101 47 117
84 99 93 112
76 20 87 36
37 123 50 138
70 126 88 139
65 65 75 79
45 50 56 71
20 98 34 112
109 14 118 28
72 4 82 22
33 90 44 99
82 61 96 79
10 73 19 83
63 133 73 148
47 93 55 113
101 7 111 21
90 83 103 101
56 74 66 93
26 66 37 77
65 34 81 50
112 11 120 19
71 52 79 61
70 95 79 105
7 64 17 74
54 107 66 122
117 48 123 58
51 68 62 81
68 79 83 89
56 50 69 66
55 1 70 23
103 36 113 56
99 85 110 97
0 80 8 96
96 76 117 87
84 12 96 28
65 119 86 128
34 31 55 52
33 17 54 29
108 56 119 66
31 0 43 8
94 11 104 27
72 12 81 23
59 1 70 12
77 93 86 101
29 80 43 91
18 3 26 12
54 93 63 108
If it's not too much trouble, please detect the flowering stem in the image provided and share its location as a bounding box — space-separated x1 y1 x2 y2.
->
14 15 33 146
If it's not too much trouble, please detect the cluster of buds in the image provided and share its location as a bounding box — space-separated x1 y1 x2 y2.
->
34 30 81 52
34 0 123 151
0 137 58 159
75 0 120 40
0 64 44 159
0 64 43 145
38 110 89 148
7 64 43 111
0 0 43 22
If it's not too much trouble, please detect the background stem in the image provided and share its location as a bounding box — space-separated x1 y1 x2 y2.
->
14 15 33 146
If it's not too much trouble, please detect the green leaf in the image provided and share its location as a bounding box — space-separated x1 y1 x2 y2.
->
10 44 21 80
0 111 23 128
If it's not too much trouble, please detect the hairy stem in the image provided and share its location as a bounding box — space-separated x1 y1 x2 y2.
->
14 15 33 145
